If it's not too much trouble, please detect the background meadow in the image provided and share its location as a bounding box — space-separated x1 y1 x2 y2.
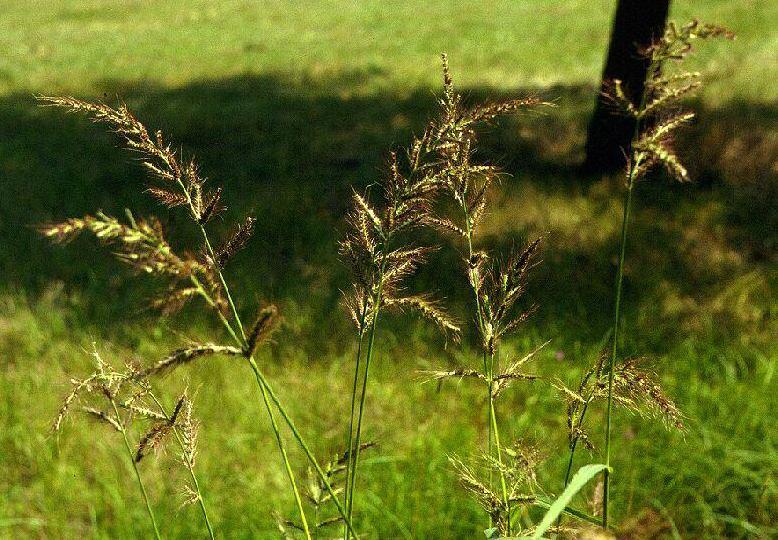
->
1 1 776 538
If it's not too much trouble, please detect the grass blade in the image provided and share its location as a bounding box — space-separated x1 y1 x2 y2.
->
532 464 609 539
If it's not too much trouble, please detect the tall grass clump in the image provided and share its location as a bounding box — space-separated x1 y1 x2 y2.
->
418 38 730 536
38 97 357 539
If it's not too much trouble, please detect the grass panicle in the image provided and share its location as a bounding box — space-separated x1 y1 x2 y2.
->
449 443 544 536
52 347 209 539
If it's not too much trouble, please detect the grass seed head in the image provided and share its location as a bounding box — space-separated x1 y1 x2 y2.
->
602 20 733 185
245 304 280 357
136 344 242 379
214 216 256 268
81 407 123 432
135 394 185 462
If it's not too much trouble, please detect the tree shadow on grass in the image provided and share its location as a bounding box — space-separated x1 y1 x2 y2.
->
0 71 774 355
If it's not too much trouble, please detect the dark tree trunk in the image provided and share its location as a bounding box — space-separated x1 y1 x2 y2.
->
583 0 671 173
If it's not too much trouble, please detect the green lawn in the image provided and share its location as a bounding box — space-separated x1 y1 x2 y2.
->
1 1 776 538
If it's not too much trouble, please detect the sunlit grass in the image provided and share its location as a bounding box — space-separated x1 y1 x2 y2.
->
0 1 774 101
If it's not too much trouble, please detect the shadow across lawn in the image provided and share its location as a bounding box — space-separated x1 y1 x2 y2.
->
1 71 774 354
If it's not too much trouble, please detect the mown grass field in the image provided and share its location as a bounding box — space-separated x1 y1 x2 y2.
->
1 1 776 538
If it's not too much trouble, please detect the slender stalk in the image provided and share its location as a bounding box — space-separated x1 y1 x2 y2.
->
342 323 366 540
196 223 248 343
346 258 387 530
109 397 162 540
189 220 311 538
563 403 590 489
189 275 241 345
559 330 613 503
562 445 576 490
148 394 215 540
249 358 311 539
603 183 634 527
461 198 511 525
488 366 510 533
188 211 356 538
563 389 600 491
484 352 493 503
253 358 359 539
601 56 656 525
196 279 357 537
555 397 592 534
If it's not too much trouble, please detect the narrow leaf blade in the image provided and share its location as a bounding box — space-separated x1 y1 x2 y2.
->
532 463 609 538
